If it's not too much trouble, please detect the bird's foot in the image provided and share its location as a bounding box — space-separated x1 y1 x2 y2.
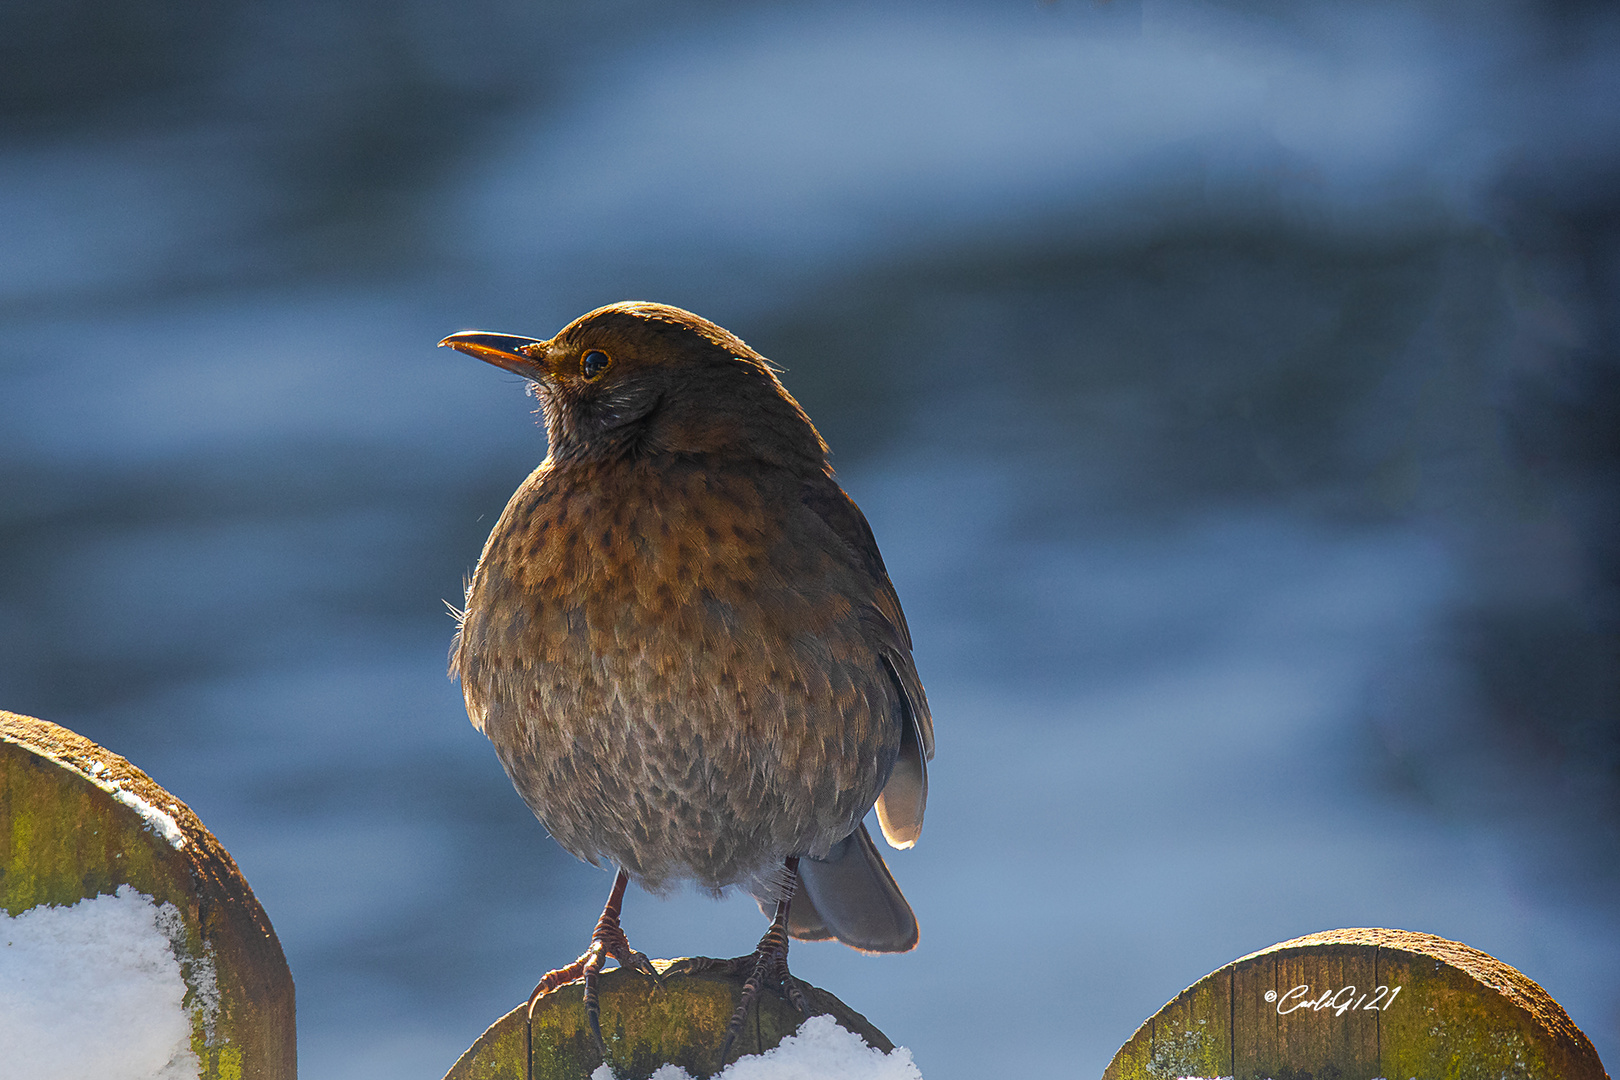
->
665 946 809 1009
721 916 812 1061
667 861 812 1064
527 870 662 1062
524 926 662 1023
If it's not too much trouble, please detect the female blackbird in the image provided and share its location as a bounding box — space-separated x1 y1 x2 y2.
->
440 302 933 1057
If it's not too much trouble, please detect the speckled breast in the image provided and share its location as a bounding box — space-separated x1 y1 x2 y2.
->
455 455 901 893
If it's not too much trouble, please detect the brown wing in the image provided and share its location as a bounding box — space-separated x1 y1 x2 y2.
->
800 472 934 848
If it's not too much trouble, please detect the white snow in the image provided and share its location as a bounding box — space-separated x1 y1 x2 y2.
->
72 761 188 850
589 1014 922 1080
0 886 200 1080
109 787 188 850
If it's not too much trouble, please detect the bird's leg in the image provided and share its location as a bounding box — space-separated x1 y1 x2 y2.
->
671 857 813 1063
525 868 662 1061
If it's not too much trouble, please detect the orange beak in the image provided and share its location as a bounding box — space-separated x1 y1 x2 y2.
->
438 331 550 380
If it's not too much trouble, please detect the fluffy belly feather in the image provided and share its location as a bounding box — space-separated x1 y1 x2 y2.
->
458 458 899 893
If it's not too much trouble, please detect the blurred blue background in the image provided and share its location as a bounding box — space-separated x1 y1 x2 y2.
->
3 1 1618 1076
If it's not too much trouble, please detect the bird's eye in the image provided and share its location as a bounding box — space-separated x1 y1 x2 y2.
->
580 350 611 380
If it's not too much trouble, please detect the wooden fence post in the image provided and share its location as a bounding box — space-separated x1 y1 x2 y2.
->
1104 926 1609 1080
1 710 296 1080
444 963 894 1080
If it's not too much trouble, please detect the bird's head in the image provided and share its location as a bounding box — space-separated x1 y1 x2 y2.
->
440 301 829 469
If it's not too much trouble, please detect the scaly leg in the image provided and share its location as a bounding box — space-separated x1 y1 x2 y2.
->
668 857 812 1064
525 868 662 1068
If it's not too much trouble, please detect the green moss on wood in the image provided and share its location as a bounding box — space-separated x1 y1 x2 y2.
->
445 962 893 1080
1103 928 1610 1080
1 710 296 1080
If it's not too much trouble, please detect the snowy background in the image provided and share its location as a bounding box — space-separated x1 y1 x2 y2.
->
2 1 1618 1077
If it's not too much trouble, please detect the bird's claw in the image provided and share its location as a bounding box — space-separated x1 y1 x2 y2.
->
716 918 810 1063
524 871 660 1068
581 934 665 1056
526 955 589 1018
781 970 811 1016
625 948 665 990
660 954 740 978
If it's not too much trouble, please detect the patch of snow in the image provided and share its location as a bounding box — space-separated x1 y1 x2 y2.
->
109 788 188 850
154 903 219 1042
0 886 199 1080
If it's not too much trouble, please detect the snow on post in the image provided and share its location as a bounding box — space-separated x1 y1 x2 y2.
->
0 710 295 1080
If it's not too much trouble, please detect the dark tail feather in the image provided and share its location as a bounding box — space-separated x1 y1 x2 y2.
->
789 822 919 953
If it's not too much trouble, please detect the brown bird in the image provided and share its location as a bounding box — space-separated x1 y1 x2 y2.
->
439 302 933 1060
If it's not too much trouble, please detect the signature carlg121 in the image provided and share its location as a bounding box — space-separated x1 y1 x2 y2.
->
1264 984 1404 1016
